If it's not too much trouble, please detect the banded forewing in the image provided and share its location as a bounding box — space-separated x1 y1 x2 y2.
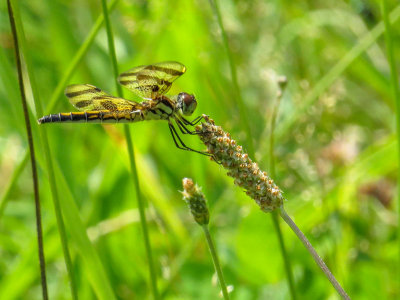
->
118 61 186 99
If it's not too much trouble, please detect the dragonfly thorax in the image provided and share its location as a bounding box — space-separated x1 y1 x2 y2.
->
176 92 197 116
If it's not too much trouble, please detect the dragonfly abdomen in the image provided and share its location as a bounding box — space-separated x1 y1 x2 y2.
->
38 112 87 123
38 111 147 124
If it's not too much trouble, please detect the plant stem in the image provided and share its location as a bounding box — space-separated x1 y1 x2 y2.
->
268 80 286 177
99 0 159 298
208 0 254 158
380 0 400 284
124 125 159 299
11 1 79 298
7 0 48 298
268 78 296 299
279 207 350 300
271 212 296 299
202 225 230 300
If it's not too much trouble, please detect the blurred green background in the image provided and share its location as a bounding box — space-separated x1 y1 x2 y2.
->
0 0 399 299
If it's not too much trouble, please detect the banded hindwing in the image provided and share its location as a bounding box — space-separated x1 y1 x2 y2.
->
65 84 141 112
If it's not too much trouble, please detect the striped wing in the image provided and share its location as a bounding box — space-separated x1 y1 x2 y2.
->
65 84 141 112
118 61 186 99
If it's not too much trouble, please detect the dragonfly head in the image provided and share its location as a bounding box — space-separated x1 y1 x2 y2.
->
177 92 197 116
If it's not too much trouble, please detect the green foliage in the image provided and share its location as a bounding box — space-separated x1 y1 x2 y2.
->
0 0 399 298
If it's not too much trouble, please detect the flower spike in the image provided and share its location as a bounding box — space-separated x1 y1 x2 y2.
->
196 115 284 212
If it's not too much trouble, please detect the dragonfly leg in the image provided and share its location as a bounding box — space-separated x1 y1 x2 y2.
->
181 115 204 126
177 116 215 137
181 120 216 138
168 123 212 157
191 115 204 125
175 117 211 136
176 119 194 134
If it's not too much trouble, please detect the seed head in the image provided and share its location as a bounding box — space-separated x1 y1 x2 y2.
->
181 178 209 225
196 115 284 212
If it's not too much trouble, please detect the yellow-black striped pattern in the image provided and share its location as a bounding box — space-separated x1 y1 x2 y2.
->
37 62 189 124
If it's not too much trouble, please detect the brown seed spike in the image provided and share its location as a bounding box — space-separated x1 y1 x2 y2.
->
197 117 284 213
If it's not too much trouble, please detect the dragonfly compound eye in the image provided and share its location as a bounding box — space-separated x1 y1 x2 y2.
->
178 92 197 116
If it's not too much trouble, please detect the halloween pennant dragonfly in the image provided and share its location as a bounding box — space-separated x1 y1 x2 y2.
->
38 61 206 154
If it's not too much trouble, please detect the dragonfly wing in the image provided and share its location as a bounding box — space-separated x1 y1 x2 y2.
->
65 84 141 111
118 61 186 99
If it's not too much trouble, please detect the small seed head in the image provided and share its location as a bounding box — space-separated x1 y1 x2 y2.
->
181 178 209 225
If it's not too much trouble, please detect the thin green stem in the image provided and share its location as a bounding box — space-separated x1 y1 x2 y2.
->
380 0 400 285
271 212 296 299
202 225 230 300
160 194 229 297
7 0 48 298
100 0 123 98
100 0 159 298
268 78 296 299
124 125 159 299
279 207 350 300
268 82 285 176
208 0 255 158
12 1 78 298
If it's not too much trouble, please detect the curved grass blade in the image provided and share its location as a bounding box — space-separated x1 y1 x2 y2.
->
53 160 116 300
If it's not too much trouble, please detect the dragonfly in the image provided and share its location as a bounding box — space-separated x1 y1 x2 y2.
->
38 61 207 155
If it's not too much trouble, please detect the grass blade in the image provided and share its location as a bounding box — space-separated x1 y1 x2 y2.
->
52 161 116 300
